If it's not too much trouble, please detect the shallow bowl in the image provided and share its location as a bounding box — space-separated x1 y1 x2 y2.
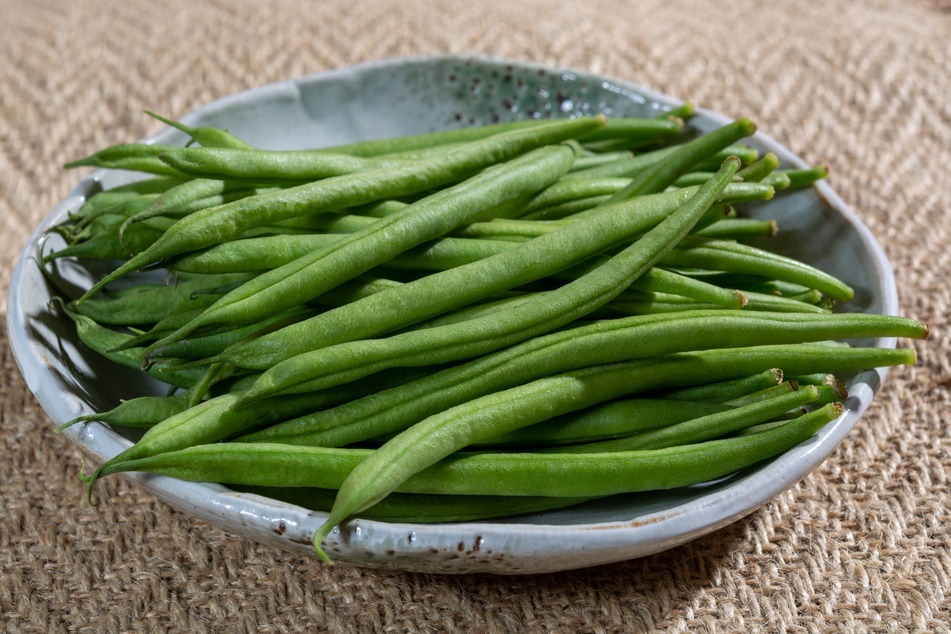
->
7 55 897 574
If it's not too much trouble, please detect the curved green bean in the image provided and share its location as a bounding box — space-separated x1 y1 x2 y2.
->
143 143 579 351
228 158 741 401
77 116 605 302
541 385 821 453
237 321 923 447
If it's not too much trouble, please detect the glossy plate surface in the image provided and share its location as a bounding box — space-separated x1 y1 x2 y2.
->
7 55 897 574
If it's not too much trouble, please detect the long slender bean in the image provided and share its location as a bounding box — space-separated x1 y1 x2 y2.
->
237 321 924 447
145 111 255 150
157 147 387 182
65 143 189 176
97 401 843 499
607 119 754 202
474 398 733 448
661 238 855 301
234 485 593 522
77 116 605 302
96 402 843 563
227 158 740 401
542 385 822 453
143 143 579 351
199 173 760 374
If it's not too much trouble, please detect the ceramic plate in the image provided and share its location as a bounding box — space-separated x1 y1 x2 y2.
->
7 55 897 574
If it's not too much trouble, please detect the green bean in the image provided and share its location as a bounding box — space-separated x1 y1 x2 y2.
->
68 177 188 222
661 370 784 402
144 111 255 150
323 117 673 157
670 172 741 188
147 305 314 362
693 218 778 239
82 366 440 497
607 119 755 202
70 273 251 326
474 398 732 448
57 394 189 432
237 318 924 447
169 233 510 275
45 217 175 262
761 172 792 190
680 273 814 298
692 145 760 170
567 144 756 182
450 218 568 240
118 182 285 245
65 143 190 176
201 174 759 374
77 116 605 301
605 285 827 316
660 238 855 301
569 152 633 171
519 195 613 220
576 117 683 143
788 373 846 393
64 204 164 245
60 304 205 389
661 102 696 120
720 382 798 407
144 277 403 360
348 200 411 218
782 165 829 189
222 158 739 399
618 268 746 308
234 485 592 522
402 293 541 332
736 152 780 182
157 147 387 182
566 182 771 222
68 194 162 234
110 307 207 351
139 144 580 352
541 385 823 453
101 400 844 499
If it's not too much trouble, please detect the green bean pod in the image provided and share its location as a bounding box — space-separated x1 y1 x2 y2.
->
144 111 255 150
661 370 785 402
65 143 190 176
237 319 924 448
473 398 732 448
205 174 759 374
77 116 605 301
95 403 842 563
57 394 190 432
145 143 580 350
70 273 251 326
60 305 205 389
542 385 822 453
157 147 385 182
661 238 855 301
321 116 674 157
229 158 741 401
607 119 755 202
234 485 593 522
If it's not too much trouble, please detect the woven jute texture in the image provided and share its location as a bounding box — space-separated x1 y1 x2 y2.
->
1 0 949 631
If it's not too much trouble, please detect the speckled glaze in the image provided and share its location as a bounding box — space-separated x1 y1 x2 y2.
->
7 55 898 574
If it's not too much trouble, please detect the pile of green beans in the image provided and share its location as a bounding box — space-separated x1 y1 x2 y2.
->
47 108 927 564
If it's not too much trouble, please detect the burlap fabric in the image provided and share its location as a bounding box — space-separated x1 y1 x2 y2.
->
1 0 948 631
